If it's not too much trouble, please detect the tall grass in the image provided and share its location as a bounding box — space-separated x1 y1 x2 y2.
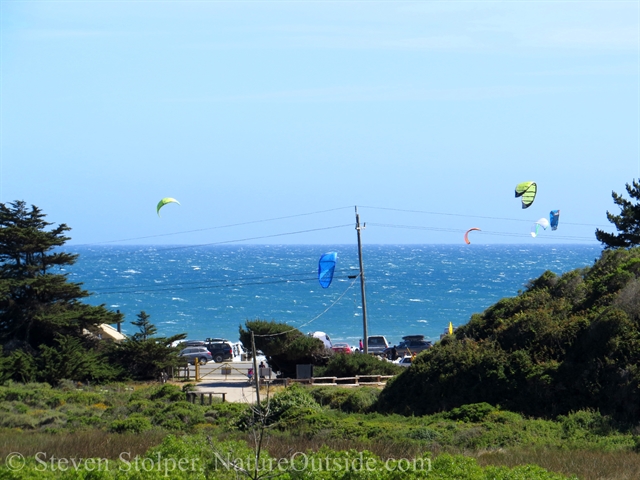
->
475 448 640 480
0 430 166 459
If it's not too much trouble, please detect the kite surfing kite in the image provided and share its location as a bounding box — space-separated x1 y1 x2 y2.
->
156 197 180 217
515 182 537 209
464 228 481 244
318 252 337 289
530 217 550 237
550 210 560 230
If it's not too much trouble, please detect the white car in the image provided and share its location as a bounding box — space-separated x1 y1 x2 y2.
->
397 356 413 368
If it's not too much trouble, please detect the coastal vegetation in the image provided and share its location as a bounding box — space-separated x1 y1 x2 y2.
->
0 381 638 478
595 178 640 249
377 246 640 421
0 201 186 384
2 178 640 478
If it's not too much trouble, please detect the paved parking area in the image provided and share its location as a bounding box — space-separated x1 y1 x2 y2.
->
196 380 257 403
187 360 272 403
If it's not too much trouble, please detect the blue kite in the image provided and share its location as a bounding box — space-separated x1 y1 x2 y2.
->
318 252 337 288
550 210 560 231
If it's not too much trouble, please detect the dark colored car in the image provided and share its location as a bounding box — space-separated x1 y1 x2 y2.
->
384 335 432 360
204 341 234 363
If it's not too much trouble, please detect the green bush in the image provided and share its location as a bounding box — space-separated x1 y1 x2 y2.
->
109 414 152 433
444 402 497 423
310 386 380 413
153 401 205 431
314 353 403 377
150 384 184 402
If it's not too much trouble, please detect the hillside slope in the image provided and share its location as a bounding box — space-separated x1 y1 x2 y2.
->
377 248 640 421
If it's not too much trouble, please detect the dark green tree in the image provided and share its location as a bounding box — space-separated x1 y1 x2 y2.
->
0 200 122 350
108 312 185 380
596 179 640 249
131 311 157 341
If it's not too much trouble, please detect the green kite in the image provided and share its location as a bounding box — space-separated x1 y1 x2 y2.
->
515 182 537 209
156 197 180 217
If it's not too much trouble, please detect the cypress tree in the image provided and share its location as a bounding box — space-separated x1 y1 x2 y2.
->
596 179 640 249
0 200 122 382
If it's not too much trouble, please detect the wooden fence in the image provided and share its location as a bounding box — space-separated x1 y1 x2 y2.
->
265 375 394 387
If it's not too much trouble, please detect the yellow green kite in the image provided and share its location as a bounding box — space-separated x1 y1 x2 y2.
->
514 182 537 209
156 197 180 217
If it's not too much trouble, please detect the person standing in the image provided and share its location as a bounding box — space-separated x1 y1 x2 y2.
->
359 339 363 351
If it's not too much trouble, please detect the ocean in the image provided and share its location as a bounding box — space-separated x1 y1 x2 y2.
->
64 244 603 347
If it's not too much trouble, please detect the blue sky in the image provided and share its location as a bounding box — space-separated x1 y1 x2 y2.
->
1 1 638 245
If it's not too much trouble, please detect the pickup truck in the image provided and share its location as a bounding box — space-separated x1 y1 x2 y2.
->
366 335 389 355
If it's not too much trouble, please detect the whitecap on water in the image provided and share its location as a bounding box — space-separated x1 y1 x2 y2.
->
417 319 428 323
409 299 422 302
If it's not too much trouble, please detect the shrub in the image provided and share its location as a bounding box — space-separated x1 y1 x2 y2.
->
444 402 498 423
310 386 380 413
150 384 184 402
109 414 152 434
314 353 403 377
154 401 205 431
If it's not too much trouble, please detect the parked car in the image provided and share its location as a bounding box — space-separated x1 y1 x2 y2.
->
309 331 332 349
367 335 389 355
384 335 432 360
204 340 234 363
397 356 413 368
179 346 212 365
331 343 352 354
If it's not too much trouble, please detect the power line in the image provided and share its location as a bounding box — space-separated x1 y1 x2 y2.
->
254 275 360 338
155 224 353 251
368 222 598 242
90 275 346 296
66 223 354 259
360 205 610 228
72 206 354 246
88 269 356 295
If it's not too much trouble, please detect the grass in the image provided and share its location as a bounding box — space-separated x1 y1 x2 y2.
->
0 429 167 460
475 448 640 480
1 381 640 479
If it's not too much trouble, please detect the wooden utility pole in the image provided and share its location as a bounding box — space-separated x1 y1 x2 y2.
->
355 206 369 354
251 331 261 406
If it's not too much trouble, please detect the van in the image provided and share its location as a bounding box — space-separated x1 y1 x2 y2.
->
309 331 332 349
367 335 389 355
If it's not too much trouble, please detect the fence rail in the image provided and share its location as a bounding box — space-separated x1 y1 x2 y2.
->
268 375 394 387
186 391 227 404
